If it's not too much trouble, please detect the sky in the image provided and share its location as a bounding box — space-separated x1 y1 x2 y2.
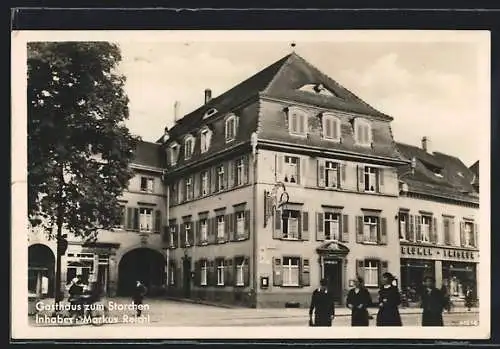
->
116 34 488 167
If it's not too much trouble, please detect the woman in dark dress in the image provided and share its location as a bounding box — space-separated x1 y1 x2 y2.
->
346 277 372 326
376 272 402 326
421 276 449 326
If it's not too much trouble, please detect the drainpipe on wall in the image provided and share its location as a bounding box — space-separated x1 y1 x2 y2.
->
165 172 170 295
251 132 258 308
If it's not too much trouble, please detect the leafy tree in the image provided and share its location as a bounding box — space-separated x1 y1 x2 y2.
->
27 42 139 301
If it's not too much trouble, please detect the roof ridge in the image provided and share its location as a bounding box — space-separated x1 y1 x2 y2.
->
262 53 294 93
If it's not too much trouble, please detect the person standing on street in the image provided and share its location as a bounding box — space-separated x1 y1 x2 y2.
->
421 276 449 326
376 272 402 326
309 278 335 327
346 277 372 326
464 285 474 311
132 280 147 316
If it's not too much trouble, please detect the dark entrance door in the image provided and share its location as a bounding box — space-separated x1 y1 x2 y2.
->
324 259 342 303
182 257 191 298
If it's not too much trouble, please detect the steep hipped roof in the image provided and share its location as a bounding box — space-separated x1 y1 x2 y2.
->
131 140 165 169
396 142 478 203
162 52 390 141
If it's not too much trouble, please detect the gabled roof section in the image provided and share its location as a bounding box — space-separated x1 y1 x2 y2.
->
396 142 477 201
469 160 479 177
132 140 165 169
262 53 391 120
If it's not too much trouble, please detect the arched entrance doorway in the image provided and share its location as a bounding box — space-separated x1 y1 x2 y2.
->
316 241 349 304
28 244 55 298
118 248 165 297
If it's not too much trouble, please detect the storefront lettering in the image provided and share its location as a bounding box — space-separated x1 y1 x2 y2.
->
401 245 476 261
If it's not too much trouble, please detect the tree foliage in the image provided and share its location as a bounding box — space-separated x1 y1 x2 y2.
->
28 42 140 242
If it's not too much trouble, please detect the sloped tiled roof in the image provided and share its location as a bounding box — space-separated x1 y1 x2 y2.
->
162 52 391 141
396 142 478 203
131 140 165 169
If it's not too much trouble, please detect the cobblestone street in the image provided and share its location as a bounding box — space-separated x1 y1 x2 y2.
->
30 298 479 327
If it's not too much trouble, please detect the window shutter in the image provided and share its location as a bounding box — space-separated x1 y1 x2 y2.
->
276 154 284 180
126 207 133 230
228 161 234 188
273 257 283 286
208 260 215 287
224 214 230 242
173 225 179 248
273 210 282 239
340 163 347 187
379 217 387 245
378 168 384 192
211 167 217 193
301 258 310 287
416 215 422 241
225 259 233 286
356 216 364 243
195 173 201 198
460 221 465 247
473 223 478 247
189 222 195 246
194 260 200 287
357 165 364 191
317 160 325 187
432 217 438 244
380 261 389 283
342 214 349 243
316 212 324 241
243 257 250 286
449 219 455 245
195 220 201 246
154 210 161 233
301 211 309 241
409 214 415 241
133 208 139 231
297 158 302 184
356 260 364 279
206 218 213 244
244 210 250 240
229 213 236 241
163 226 169 245
223 162 229 190
244 155 250 184
179 223 186 248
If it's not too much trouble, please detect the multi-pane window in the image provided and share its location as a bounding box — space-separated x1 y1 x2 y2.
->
323 114 340 141
364 167 378 192
169 144 179 165
282 257 300 286
355 120 372 146
288 109 308 136
216 259 225 286
185 177 193 201
200 260 208 286
364 260 379 287
225 116 237 142
363 216 378 243
325 161 339 188
140 177 154 193
200 219 208 242
139 208 153 232
184 136 194 160
420 216 431 242
236 158 245 186
283 156 299 184
200 129 211 153
324 212 340 241
236 258 245 286
201 171 209 196
217 165 225 192
399 213 408 240
282 210 300 239
217 215 225 238
185 222 191 246
464 221 475 247
236 211 245 236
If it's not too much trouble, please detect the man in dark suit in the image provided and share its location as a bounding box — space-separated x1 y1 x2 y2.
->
309 278 335 327
421 276 450 326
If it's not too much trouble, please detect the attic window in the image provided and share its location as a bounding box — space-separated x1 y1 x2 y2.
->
433 169 444 178
169 142 180 166
298 83 337 97
203 108 218 119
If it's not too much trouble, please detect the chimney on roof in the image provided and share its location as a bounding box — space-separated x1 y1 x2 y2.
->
173 101 180 122
421 136 431 153
162 126 169 143
204 89 212 104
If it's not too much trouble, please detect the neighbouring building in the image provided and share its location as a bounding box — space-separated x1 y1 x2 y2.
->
160 52 409 308
396 138 480 305
28 140 167 298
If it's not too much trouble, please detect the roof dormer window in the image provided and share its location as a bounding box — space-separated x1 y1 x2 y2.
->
169 142 180 166
225 114 238 143
203 108 218 120
286 106 308 137
298 83 338 97
200 127 212 154
322 112 341 142
184 135 195 160
354 118 372 147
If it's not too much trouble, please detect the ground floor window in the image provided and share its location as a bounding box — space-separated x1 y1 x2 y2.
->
364 260 379 287
442 262 477 299
236 257 245 286
400 259 435 302
282 257 300 286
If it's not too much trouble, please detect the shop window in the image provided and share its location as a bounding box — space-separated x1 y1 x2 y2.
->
282 257 300 286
